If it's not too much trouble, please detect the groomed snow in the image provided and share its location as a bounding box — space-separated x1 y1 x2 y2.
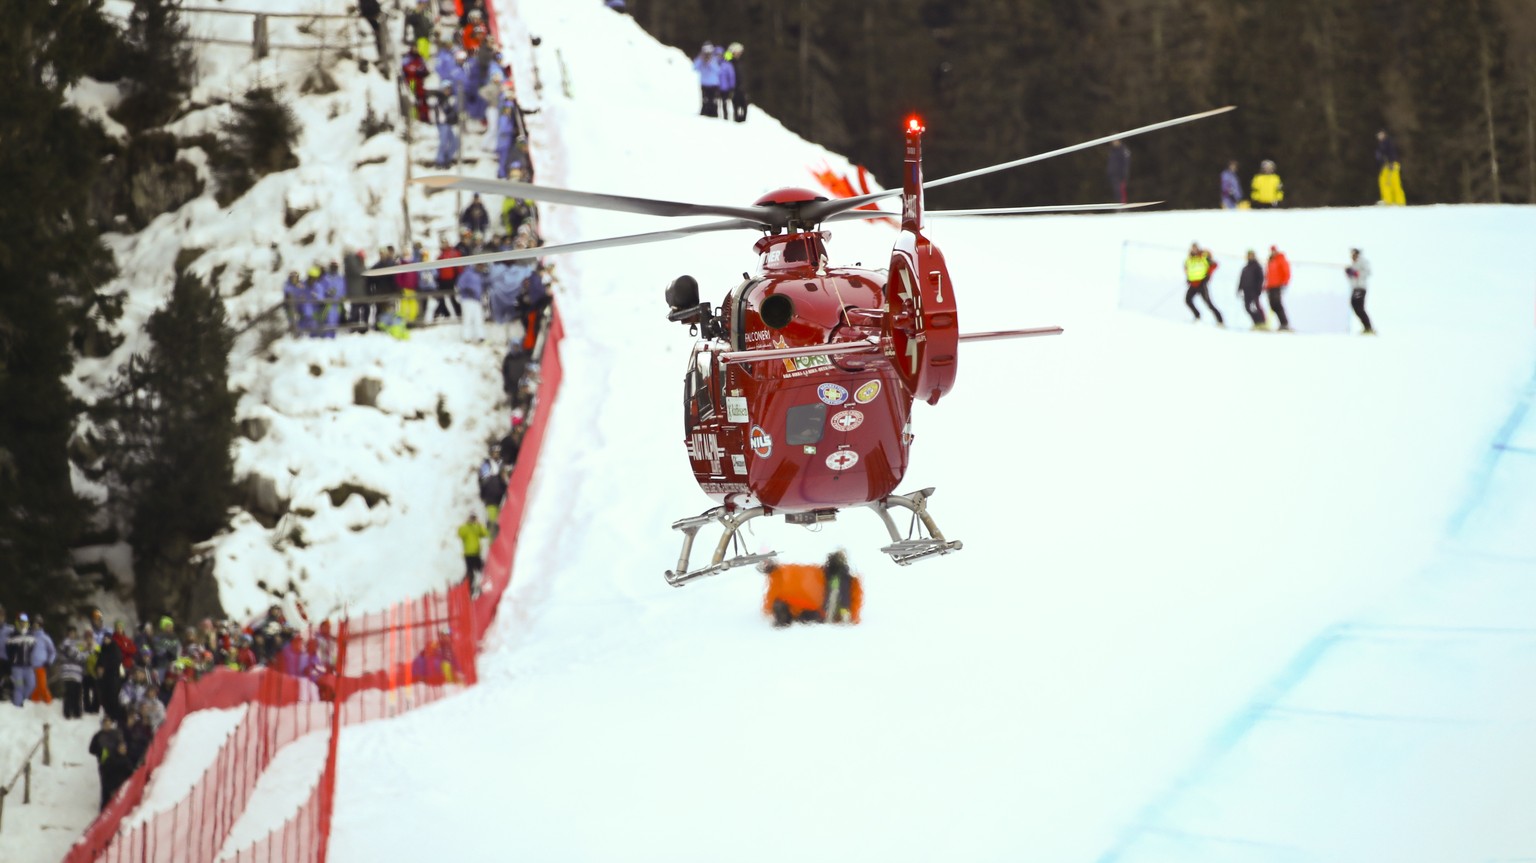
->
0 704 101 863
121 707 246 831
216 730 328 860
316 2 1536 862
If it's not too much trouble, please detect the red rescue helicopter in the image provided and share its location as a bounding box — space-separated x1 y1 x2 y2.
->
369 107 1233 585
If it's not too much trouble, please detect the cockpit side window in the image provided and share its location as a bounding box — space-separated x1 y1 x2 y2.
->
695 350 716 419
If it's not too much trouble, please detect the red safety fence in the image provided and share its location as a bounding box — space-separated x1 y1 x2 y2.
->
65 669 330 863
476 307 564 636
64 306 566 863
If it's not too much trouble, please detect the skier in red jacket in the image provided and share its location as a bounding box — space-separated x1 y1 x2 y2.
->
1264 245 1292 332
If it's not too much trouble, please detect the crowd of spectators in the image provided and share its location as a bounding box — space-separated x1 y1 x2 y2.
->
3 602 329 810
282 0 547 340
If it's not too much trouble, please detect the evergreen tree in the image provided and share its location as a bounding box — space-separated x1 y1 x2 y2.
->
631 0 1536 207
0 0 123 621
115 0 195 133
99 274 236 623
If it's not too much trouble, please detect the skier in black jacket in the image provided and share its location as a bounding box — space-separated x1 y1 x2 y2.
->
1237 250 1267 328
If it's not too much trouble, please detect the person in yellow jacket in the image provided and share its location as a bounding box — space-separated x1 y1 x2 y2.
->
457 514 490 596
1250 159 1284 208
1375 130 1406 205
1183 243 1224 326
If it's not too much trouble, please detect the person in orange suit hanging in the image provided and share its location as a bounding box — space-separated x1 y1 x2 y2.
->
762 551 863 626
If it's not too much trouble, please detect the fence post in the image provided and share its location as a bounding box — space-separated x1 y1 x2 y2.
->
1 786 7 831
43 723 51 766
254 14 269 60
22 763 30 805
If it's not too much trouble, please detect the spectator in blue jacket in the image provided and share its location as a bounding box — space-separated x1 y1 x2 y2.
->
457 262 488 343
29 617 56 704
283 271 316 335
319 261 346 337
434 43 465 109
464 48 490 127
495 104 518 179
6 615 36 706
431 89 460 168
717 52 737 122
693 43 722 117
1220 160 1242 209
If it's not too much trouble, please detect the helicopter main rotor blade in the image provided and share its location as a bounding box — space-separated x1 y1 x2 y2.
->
800 106 1235 223
922 106 1235 191
815 201 1160 226
928 201 1162 216
364 217 762 276
414 175 780 225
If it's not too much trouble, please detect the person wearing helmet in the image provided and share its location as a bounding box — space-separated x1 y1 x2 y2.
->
1264 245 1292 331
717 45 737 122
1251 159 1284 208
1237 249 1267 329
1345 247 1375 334
458 513 490 597
724 42 748 122
1183 243 1224 326
693 42 722 118
7 614 37 705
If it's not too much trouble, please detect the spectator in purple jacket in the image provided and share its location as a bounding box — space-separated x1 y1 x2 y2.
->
717 52 737 122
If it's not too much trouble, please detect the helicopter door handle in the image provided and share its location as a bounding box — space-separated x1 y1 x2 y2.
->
929 270 944 304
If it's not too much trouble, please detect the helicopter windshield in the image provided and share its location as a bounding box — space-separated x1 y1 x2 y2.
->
759 231 829 270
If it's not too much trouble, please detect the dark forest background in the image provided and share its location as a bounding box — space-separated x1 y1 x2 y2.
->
628 0 1536 210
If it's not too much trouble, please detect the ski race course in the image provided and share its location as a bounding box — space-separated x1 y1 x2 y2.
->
319 3 1536 862
20 1 1532 861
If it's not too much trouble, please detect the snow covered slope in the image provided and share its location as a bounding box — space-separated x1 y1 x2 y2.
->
70 0 517 621
309 2 1536 862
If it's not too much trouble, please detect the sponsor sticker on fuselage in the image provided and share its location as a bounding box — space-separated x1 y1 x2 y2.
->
700 481 751 495
688 432 723 474
817 383 850 406
749 425 773 458
830 409 864 432
854 380 882 404
725 396 749 423
825 450 860 471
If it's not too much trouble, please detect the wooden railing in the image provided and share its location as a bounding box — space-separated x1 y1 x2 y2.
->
0 723 51 832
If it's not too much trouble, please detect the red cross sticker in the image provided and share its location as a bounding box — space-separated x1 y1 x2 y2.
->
825 450 860 471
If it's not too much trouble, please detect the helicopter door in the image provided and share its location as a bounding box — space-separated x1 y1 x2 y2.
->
684 345 717 431
684 346 730 480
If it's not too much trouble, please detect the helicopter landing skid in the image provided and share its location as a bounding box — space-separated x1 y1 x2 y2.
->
867 488 964 566
664 506 778 587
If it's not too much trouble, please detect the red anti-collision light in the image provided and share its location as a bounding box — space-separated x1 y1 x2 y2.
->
907 116 924 132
